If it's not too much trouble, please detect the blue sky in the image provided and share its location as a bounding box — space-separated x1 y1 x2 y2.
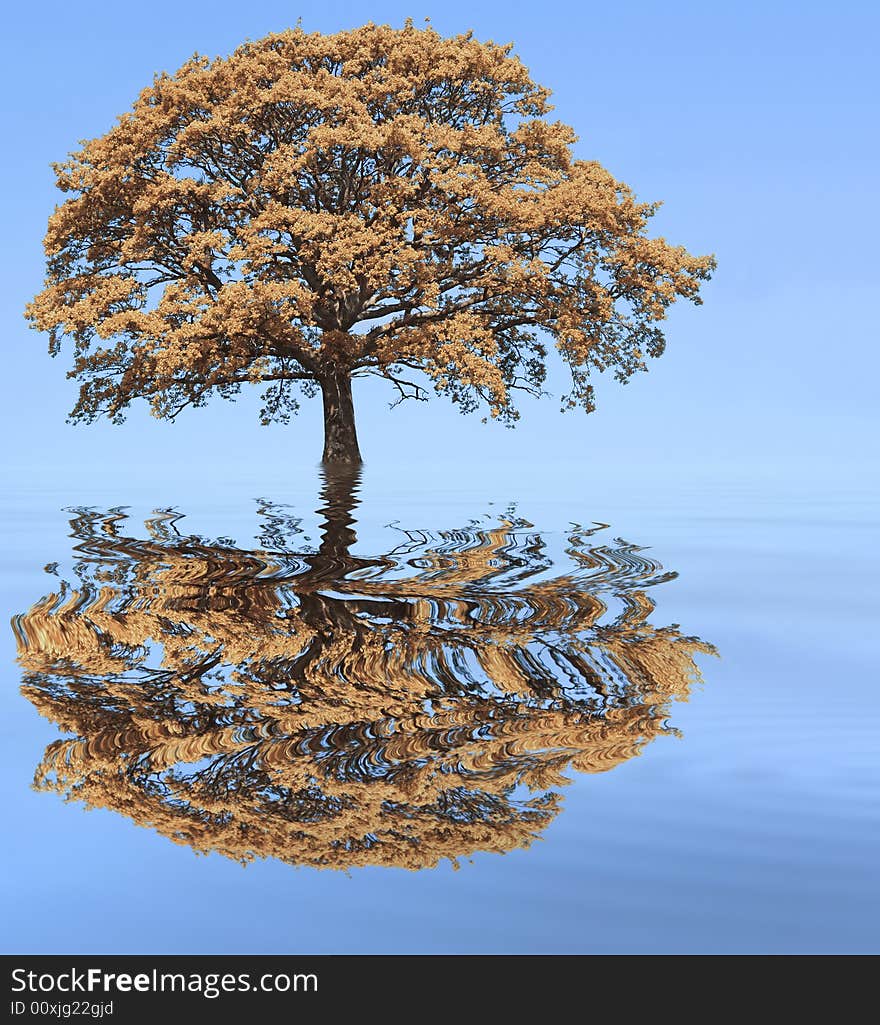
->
1 0 877 490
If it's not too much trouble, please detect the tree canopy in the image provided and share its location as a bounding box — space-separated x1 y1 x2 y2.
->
26 21 715 462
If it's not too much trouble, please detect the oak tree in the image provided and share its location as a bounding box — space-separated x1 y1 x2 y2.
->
26 22 715 463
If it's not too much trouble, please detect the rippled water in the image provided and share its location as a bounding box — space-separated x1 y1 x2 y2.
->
3 469 878 952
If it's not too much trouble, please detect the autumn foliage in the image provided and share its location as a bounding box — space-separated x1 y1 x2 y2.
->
25 21 714 462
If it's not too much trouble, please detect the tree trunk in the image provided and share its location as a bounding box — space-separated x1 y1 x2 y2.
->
320 372 362 465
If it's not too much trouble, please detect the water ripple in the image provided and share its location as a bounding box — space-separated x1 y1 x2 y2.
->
13 468 716 870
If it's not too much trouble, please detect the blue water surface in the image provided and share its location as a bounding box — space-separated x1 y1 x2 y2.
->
2 460 876 954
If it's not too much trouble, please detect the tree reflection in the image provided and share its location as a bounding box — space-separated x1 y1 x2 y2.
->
14 470 715 870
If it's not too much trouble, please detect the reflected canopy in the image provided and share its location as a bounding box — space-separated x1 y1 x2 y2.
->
14 470 715 869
